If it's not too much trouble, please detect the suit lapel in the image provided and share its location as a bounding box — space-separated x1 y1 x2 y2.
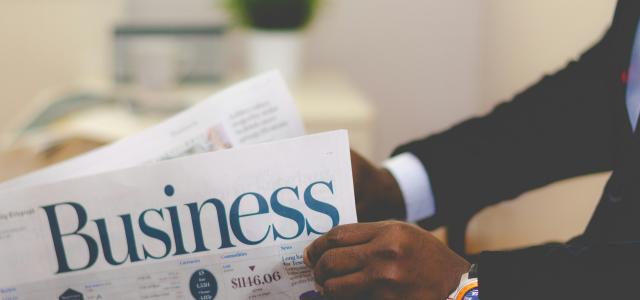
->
607 0 640 161
581 1 640 243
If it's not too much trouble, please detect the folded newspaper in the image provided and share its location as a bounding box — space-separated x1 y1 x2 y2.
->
0 73 358 299
0 71 305 191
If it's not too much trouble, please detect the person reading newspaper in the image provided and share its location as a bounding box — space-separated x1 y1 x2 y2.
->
305 1 640 299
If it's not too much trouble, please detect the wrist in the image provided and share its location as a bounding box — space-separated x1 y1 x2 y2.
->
377 168 406 220
382 153 435 222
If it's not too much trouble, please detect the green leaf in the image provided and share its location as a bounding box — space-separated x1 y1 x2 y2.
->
224 0 320 30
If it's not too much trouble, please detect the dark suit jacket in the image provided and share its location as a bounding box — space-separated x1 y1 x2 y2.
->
394 1 640 299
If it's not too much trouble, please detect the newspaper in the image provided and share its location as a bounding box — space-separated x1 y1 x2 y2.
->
0 71 304 192
0 130 356 299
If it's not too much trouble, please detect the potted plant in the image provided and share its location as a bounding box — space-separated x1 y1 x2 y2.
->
225 0 321 82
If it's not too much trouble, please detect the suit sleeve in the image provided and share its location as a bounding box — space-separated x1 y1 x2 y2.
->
393 32 619 228
476 242 640 299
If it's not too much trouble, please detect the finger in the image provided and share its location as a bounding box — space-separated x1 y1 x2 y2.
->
305 223 380 267
313 244 369 285
322 271 371 300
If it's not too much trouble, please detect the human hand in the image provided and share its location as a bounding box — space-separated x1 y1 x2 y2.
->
304 221 470 300
350 151 405 221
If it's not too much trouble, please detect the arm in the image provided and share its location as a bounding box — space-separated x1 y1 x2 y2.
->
394 32 618 228
353 32 618 225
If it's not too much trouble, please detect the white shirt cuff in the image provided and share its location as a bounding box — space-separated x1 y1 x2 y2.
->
383 153 436 222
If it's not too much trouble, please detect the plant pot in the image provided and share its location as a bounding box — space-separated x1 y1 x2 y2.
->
247 30 303 83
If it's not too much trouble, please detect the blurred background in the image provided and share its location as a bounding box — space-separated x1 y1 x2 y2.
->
0 0 619 253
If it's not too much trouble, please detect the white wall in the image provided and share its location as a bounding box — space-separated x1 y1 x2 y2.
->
126 0 225 24
480 1 617 108
0 0 484 161
0 0 123 132
306 0 483 160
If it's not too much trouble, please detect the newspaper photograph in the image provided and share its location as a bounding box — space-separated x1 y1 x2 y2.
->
0 71 304 192
0 130 356 300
